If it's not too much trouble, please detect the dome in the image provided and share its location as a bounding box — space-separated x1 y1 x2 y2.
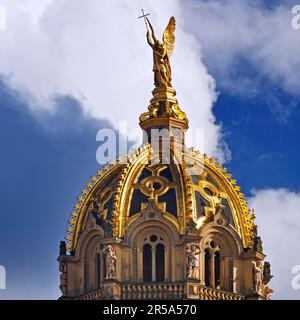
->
59 15 271 301
66 144 255 254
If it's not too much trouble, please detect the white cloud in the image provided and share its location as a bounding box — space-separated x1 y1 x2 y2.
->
248 188 300 299
183 0 300 97
0 0 228 160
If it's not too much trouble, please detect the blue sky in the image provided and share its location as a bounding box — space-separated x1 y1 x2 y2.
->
0 0 300 299
214 87 300 192
0 83 107 298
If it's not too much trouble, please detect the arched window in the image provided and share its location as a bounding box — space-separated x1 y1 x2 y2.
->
143 244 152 282
142 235 165 282
214 251 221 289
156 244 165 282
204 240 222 289
205 249 211 287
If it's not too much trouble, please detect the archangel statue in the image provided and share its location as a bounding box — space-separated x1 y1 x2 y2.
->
146 16 176 88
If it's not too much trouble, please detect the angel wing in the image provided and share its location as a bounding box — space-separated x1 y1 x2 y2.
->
162 16 176 57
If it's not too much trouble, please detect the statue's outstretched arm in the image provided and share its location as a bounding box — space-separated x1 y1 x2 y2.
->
146 17 157 43
147 31 153 47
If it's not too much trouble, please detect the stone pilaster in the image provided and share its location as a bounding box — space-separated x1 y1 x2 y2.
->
183 278 200 299
103 279 121 300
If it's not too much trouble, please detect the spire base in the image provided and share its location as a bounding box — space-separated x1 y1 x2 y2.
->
139 86 188 125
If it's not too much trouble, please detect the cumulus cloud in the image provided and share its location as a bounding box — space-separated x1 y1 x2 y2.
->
0 0 228 159
248 188 300 299
183 0 300 97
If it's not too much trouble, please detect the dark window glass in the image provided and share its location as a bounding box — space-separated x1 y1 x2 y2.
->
153 182 162 191
214 251 221 288
195 191 209 218
156 244 165 282
158 188 177 216
137 168 152 183
104 196 114 220
150 235 158 242
129 189 149 216
143 244 152 282
204 186 214 197
159 166 174 182
205 249 211 287
94 253 101 289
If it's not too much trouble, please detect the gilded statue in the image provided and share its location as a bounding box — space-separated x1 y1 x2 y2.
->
146 16 176 87
138 12 188 124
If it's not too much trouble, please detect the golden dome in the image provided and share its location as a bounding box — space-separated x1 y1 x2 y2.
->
59 16 270 302
64 15 256 255
66 144 255 253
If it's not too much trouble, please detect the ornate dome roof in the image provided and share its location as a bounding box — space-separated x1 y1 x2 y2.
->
64 15 256 255
65 144 255 253
59 16 271 302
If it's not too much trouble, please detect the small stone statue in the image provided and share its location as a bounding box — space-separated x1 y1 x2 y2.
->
233 265 240 294
101 220 113 237
90 196 100 213
262 285 273 300
186 242 200 279
186 218 198 235
253 236 263 253
252 226 263 253
59 261 68 296
253 261 263 294
59 241 67 256
263 261 272 284
105 245 117 280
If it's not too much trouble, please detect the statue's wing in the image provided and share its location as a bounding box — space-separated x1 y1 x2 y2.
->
163 16 176 57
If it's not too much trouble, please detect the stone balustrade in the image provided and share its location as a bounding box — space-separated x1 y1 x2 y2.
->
198 285 244 300
76 289 104 300
72 283 244 300
121 282 183 300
